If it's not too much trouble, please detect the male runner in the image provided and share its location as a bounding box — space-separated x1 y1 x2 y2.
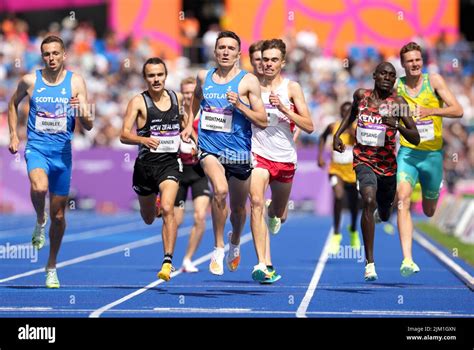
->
8 35 93 288
333 62 419 281
250 39 313 282
396 42 463 277
120 57 185 281
182 31 267 276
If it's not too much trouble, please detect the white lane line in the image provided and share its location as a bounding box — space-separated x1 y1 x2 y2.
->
89 232 254 318
4 308 474 318
414 230 474 291
0 223 200 284
295 226 334 318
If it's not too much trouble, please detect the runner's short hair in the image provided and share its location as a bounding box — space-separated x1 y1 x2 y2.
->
400 42 422 62
215 31 241 50
261 39 286 59
41 35 65 52
142 57 168 78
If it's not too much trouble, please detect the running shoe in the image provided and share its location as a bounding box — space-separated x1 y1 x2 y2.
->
32 212 47 250
209 247 224 275
383 223 395 235
182 259 199 273
158 263 174 281
251 263 270 282
364 262 378 281
328 233 342 255
260 269 282 284
266 200 281 234
400 258 420 277
348 225 361 250
45 268 60 289
226 231 240 272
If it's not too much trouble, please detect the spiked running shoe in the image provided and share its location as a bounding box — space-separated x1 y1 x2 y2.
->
400 258 420 277
348 226 361 250
328 233 342 255
158 263 174 281
364 262 378 281
226 232 241 272
32 212 47 250
209 247 224 275
45 268 60 289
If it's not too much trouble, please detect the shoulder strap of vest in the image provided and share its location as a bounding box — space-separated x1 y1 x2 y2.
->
168 89 178 107
141 91 154 109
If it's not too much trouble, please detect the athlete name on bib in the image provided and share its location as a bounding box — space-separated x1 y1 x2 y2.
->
35 111 67 133
333 146 353 164
356 123 386 147
201 106 233 133
416 119 435 142
151 131 180 153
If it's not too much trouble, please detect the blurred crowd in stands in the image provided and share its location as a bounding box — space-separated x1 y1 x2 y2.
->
0 14 473 191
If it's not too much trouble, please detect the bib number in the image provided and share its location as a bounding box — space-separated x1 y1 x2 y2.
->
151 134 180 153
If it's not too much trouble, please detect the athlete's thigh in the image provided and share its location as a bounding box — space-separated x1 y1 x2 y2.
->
228 175 250 210
138 193 157 216
159 179 180 210
200 155 227 193
269 179 293 212
249 167 270 201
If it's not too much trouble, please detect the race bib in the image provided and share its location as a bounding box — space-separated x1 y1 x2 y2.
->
356 124 386 147
35 110 67 133
265 104 279 127
416 119 435 142
201 106 233 133
151 131 180 153
332 146 353 164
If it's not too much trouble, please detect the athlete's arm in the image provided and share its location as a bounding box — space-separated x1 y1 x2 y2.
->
274 81 314 133
120 95 159 150
317 123 333 168
418 73 463 119
176 92 188 130
231 73 267 128
293 126 301 142
8 74 34 154
333 89 363 152
72 74 93 131
182 70 205 142
387 96 420 146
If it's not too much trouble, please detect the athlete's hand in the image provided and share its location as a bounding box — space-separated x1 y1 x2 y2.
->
180 125 193 143
8 135 19 154
413 105 432 120
317 156 326 168
141 137 159 150
226 91 240 108
269 92 288 113
382 115 398 128
69 96 81 118
333 136 345 153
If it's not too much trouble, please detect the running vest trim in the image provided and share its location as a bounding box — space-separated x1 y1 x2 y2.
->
27 69 74 151
198 68 251 163
137 89 180 162
397 73 443 151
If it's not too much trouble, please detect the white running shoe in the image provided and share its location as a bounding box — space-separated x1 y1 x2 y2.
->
182 259 199 273
45 268 60 289
266 200 281 234
209 247 225 275
32 212 47 250
364 262 378 281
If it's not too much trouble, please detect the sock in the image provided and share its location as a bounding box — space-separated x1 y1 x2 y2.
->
162 253 173 265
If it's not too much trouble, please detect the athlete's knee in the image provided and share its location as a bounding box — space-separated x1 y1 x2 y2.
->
231 205 246 219
363 195 377 211
51 210 66 224
140 210 155 225
423 206 436 217
213 186 228 204
160 202 174 217
193 209 207 224
249 193 265 211
31 182 48 195
378 208 391 222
